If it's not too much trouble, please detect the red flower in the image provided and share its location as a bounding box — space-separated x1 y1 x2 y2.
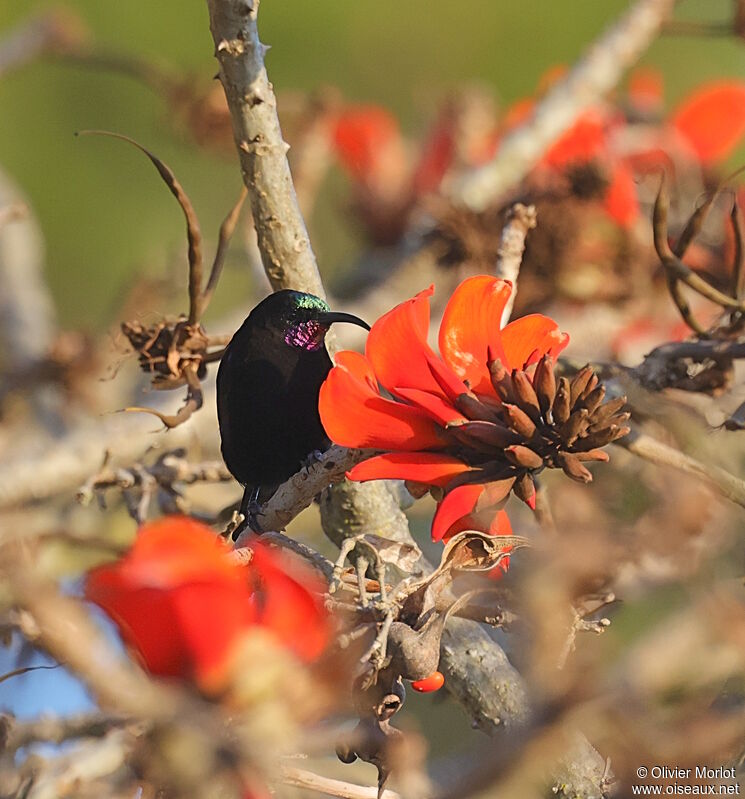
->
671 80 745 165
85 516 328 693
319 276 570 542
332 105 404 184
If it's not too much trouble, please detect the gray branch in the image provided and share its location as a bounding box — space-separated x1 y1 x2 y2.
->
205 0 326 297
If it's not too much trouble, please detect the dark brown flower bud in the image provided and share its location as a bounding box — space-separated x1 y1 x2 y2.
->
558 452 593 483
511 370 542 422
489 359 516 403
573 448 610 462
553 377 572 423
572 424 622 451
455 392 501 423
447 420 520 450
502 403 537 439
505 444 544 470
569 366 594 406
581 385 606 415
559 408 590 445
513 472 536 503
533 355 557 416
588 395 627 425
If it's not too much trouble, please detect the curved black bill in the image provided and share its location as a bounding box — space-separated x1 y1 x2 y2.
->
316 311 371 331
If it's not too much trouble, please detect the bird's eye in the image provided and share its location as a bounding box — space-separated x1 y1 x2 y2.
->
285 320 326 351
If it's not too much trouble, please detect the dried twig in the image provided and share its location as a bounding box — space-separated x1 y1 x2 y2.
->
653 175 745 326
617 429 745 509
452 0 675 210
494 203 536 325
280 765 401 799
4 712 130 752
76 447 231 522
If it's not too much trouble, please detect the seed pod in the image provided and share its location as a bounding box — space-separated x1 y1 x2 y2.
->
553 377 572 423
505 444 544 470
502 403 537 439
558 452 593 483
533 355 557 416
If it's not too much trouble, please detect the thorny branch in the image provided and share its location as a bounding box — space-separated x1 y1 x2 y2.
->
206 0 326 298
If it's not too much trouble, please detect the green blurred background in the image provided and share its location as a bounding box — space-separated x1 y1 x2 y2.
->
0 0 742 331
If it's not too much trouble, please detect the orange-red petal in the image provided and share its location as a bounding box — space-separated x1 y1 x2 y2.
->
500 314 569 371
671 81 745 165
319 351 443 450
85 517 255 690
543 109 608 168
248 545 328 663
431 484 484 542
348 452 473 487
393 386 466 426
603 161 639 228
439 275 512 394
112 516 241 588
366 286 449 398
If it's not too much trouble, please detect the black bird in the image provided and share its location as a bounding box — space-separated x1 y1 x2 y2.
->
217 290 370 523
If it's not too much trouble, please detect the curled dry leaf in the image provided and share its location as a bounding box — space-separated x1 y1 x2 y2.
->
78 130 246 429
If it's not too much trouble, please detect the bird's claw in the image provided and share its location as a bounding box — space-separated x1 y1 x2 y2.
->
301 448 326 469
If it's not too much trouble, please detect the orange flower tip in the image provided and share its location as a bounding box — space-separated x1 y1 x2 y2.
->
411 671 445 693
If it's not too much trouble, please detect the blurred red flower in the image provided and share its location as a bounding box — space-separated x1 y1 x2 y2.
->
318 276 569 543
332 105 405 185
671 80 745 165
85 516 328 693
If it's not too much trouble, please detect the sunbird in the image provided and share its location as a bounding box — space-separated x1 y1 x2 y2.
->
217 290 370 523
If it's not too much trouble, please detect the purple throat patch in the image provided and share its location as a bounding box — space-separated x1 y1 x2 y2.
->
285 320 326 351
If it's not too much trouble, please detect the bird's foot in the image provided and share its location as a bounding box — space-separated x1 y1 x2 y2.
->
301 449 326 470
329 536 390 612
